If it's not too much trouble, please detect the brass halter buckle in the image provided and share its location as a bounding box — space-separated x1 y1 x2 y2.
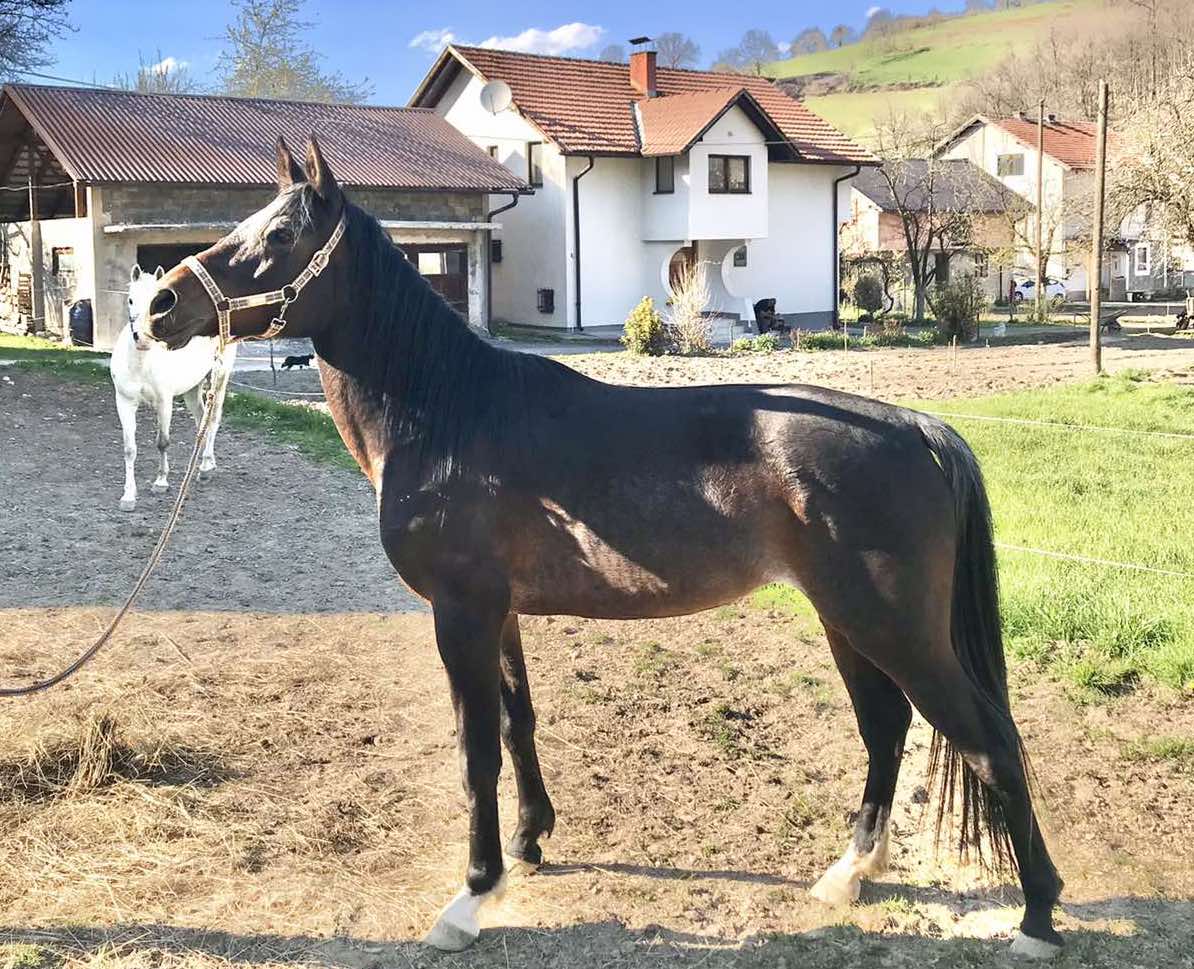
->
181 212 347 346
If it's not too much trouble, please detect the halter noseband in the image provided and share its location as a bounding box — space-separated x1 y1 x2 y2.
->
181 212 347 345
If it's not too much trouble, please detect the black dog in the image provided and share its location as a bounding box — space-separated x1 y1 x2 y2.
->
281 354 314 370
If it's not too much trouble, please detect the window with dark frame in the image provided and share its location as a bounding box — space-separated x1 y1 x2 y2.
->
527 142 544 187
708 154 750 194
487 145 499 158
655 155 675 194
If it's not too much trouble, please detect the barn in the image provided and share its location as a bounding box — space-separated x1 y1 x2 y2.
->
0 84 526 349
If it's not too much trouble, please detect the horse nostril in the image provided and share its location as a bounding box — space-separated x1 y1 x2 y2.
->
149 288 177 317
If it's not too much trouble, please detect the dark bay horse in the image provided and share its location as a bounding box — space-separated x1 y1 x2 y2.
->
146 138 1063 958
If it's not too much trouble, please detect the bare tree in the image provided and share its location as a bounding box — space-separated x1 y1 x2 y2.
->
217 0 372 103
1110 73 1194 246
829 24 855 48
654 32 699 69
737 29 780 75
598 43 625 63
114 50 202 94
0 0 71 79
791 27 829 56
872 116 982 319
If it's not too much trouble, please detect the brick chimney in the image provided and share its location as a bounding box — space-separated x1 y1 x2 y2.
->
629 36 657 98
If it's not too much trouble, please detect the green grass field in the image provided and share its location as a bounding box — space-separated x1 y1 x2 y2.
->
756 372 1194 697
766 0 1093 86
772 0 1098 142
0 332 109 362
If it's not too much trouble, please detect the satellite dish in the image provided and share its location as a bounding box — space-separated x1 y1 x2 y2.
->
479 79 513 115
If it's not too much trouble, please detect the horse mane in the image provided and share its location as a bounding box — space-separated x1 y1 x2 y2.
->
331 195 569 483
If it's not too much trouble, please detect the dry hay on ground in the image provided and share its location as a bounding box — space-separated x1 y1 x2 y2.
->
2 607 1193 969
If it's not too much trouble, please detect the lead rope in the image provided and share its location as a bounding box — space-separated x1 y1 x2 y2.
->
0 344 232 698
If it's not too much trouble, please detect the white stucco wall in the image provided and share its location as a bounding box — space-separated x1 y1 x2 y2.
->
688 105 769 241
432 69 568 326
941 123 1069 281
642 155 689 242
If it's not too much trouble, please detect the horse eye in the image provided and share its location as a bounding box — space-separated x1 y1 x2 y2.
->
266 226 295 248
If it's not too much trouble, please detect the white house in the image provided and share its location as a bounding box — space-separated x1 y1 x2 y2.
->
932 113 1194 300
411 42 876 331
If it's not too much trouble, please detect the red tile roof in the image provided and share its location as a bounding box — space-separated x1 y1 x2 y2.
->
416 46 876 165
1 83 526 192
994 117 1101 169
637 88 745 156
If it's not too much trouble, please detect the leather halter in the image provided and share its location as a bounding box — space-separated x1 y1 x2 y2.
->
182 212 347 345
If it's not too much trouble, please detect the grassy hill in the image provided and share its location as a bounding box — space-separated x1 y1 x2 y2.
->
769 0 1099 141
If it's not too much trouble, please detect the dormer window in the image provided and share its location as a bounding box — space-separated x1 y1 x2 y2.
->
709 154 750 194
655 156 675 194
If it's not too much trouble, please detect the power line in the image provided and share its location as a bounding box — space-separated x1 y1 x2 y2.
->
7 68 120 90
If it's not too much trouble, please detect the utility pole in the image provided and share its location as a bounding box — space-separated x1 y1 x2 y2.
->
1089 80 1108 374
1035 98 1045 322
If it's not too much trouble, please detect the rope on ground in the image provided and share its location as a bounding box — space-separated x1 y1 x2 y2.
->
0 359 232 698
929 410 1194 442
995 542 1194 579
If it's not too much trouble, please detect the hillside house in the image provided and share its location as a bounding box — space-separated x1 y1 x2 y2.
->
935 113 1194 300
0 84 524 349
842 158 1025 307
411 42 876 331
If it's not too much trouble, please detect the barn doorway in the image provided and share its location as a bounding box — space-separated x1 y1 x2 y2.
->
400 244 469 316
135 243 210 273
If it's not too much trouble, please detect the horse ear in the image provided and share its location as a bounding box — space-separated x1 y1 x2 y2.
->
154 266 165 280
304 135 340 203
276 135 305 192
130 265 141 282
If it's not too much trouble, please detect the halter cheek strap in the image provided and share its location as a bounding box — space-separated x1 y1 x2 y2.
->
182 211 347 346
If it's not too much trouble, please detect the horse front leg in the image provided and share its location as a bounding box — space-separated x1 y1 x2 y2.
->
424 589 508 952
151 397 173 493
115 391 139 511
499 613 555 868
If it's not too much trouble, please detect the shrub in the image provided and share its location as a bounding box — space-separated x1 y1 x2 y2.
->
853 274 884 319
931 274 988 342
621 297 666 355
668 261 714 355
729 333 782 354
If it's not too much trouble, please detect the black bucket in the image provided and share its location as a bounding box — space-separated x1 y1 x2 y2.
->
68 299 94 347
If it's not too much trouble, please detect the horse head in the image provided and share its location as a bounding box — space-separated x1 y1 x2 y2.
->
148 136 345 350
128 264 164 350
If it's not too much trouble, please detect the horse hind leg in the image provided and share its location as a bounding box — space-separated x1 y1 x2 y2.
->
151 397 173 493
498 613 555 870
811 625 912 905
182 385 216 480
115 392 139 511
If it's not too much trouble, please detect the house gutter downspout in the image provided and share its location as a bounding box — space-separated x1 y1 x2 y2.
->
572 155 596 331
485 192 520 334
832 165 862 330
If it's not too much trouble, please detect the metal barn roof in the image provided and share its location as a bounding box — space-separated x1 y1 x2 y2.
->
0 84 526 193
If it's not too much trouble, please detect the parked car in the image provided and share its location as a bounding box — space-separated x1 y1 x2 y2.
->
1011 278 1067 307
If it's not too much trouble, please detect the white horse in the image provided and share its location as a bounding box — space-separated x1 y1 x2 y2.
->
111 264 237 511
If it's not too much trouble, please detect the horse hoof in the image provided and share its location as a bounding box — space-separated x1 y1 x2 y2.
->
809 865 862 906
119 498 136 512
1010 931 1063 960
504 853 541 876
151 481 169 494
423 918 479 952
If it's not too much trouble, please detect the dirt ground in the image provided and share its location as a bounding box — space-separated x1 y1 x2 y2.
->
1 361 1193 968
0 369 417 613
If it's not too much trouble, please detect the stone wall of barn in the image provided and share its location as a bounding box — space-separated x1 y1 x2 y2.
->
82 185 489 349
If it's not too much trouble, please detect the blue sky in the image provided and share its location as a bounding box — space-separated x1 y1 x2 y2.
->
45 0 968 105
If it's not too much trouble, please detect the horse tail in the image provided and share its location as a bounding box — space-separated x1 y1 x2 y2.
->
914 414 1029 872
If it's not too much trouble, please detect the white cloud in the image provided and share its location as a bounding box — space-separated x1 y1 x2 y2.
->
409 27 457 55
777 40 792 55
149 56 187 75
866 5 882 17
478 22 604 56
